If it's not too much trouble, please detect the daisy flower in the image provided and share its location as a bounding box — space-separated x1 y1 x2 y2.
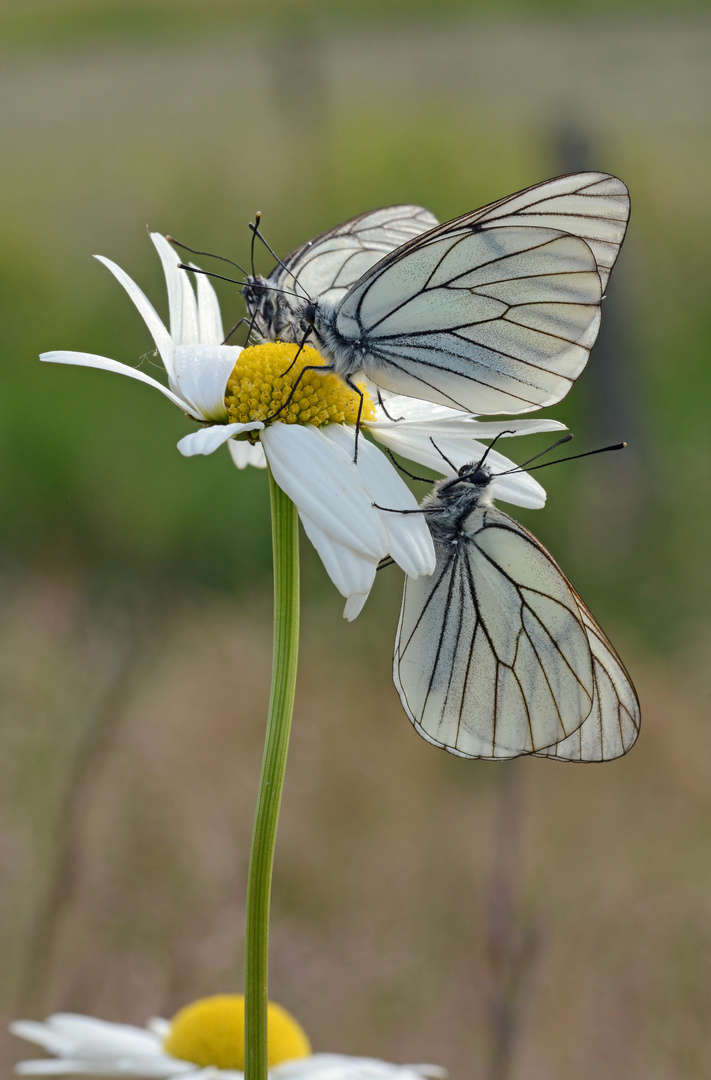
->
10 995 446 1080
41 235 565 618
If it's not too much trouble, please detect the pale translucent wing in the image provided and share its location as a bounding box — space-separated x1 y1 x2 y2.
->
393 506 595 759
536 593 640 761
277 204 440 304
463 171 630 292
337 225 601 415
248 205 439 342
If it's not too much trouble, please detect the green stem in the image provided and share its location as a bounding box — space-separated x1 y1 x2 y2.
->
244 469 300 1080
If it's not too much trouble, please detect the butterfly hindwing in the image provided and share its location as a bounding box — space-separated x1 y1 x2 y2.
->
537 589 641 761
394 504 596 759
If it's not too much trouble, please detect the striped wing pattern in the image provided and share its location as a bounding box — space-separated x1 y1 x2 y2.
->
538 592 640 761
276 204 440 306
394 506 595 759
393 506 639 761
464 171 630 291
331 173 629 416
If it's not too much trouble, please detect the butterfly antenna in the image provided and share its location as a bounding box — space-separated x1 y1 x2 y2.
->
249 216 312 302
474 429 517 470
167 236 249 278
524 441 626 473
178 263 245 287
249 211 260 278
505 441 626 476
516 432 574 470
178 263 305 302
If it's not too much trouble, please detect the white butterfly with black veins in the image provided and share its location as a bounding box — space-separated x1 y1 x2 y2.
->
242 204 440 343
245 172 629 417
393 459 640 761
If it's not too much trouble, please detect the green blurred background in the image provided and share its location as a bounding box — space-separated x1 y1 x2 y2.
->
1 1 710 1078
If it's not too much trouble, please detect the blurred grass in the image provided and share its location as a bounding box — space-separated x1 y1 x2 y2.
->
1 0 709 56
1 3 710 1078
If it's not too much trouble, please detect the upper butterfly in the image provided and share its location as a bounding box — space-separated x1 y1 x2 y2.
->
242 172 629 416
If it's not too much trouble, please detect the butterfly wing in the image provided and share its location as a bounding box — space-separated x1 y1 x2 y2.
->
393 505 596 759
456 171 629 291
328 172 629 414
246 205 439 342
535 589 640 761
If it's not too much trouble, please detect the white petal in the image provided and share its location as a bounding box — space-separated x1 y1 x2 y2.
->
370 393 461 424
40 352 191 414
150 234 200 347
428 417 567 438
228 439 268 469
94 256 174 379
369 420 564 475
34 1016 162 1058
16 1060 102 1075
179 1070 243 1080
319 427 435 579
273 1056 446 1080
171 344 241 421
195 268 225 345
10 1022 77 1057
178 422 263 457
17 1059 190 1078
298 511 378 612
261 424 388 560
145 1020 170 1040
343 592 370 621
489 470 547 509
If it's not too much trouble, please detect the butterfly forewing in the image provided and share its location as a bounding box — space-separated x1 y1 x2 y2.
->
394 505 595 759
459 171 629 291
335 225 602 415
316 172 628 415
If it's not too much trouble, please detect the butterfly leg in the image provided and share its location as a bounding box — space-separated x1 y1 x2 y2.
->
381 447 433 484
376 390 406 423
344 376 366 464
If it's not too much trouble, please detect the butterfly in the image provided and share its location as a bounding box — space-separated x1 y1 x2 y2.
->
244 172 629 418
393 455 640 761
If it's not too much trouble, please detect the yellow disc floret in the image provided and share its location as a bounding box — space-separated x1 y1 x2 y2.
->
163 994 311 1070
225 342 375 429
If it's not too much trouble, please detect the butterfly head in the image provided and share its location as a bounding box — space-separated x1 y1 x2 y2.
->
435 462 493 503
423 464 495 542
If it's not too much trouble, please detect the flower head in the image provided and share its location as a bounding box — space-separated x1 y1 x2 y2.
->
41 235 565 618
11 997 446 1080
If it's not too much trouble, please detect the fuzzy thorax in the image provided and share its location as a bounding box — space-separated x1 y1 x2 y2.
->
225 342 375 428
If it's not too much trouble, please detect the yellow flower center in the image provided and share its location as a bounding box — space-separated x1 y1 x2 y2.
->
163 994 311 1070
225 342 375 430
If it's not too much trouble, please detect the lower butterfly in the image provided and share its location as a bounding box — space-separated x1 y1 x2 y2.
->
393 456 640 761
243 172 630 417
